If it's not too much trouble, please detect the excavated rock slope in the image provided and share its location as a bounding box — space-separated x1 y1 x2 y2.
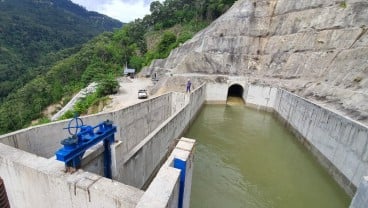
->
145 0 368 124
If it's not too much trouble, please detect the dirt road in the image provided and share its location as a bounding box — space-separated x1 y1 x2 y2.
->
102 77 153 112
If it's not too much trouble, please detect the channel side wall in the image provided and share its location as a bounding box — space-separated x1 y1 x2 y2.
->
350 177 368 208
0 85 205 208
0 143 144 208
206 82 228 104
112 85 206 188
274 89 368 196
66 85 205 189
243 84 368 200
0 93 173 158
245 85 277 111
136 137 195 208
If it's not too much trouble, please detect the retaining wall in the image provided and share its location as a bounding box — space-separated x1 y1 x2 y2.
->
76 85 205 189
274 89 368 196
243 84 368 200
350 177 368 208
0 93 173 159
0 85 205 207
0 143 144 208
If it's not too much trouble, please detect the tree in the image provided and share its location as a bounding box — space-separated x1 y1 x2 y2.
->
157 32 177 58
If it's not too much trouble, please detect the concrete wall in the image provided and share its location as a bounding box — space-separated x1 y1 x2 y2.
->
207 82 368 200
0 84 204 208
0 136 196 208
350 177 368 208
136 137 195 208
52 85 205 189
2 80 367 207
115 85 206 188
274 89 368 196
0 143 144 208
206 76 248 104
0 93 173 158
245 85 277 111
205 77 277 110
206 82 228 104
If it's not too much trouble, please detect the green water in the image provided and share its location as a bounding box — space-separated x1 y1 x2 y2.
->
185 105 351 208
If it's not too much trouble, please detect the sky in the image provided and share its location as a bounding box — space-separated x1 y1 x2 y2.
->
70 0 165 23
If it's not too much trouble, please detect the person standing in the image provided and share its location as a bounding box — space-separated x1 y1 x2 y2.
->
186 79 192 93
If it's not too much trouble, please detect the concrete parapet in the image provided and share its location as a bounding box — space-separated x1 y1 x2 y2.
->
0 93 173 159
136 137 195 208
274 89 368 196
350 176 368 208
0 143 144 208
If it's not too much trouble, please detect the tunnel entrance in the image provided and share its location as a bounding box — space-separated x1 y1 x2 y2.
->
226 84 245 105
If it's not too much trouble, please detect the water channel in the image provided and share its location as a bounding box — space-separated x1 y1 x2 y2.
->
185 105 351 208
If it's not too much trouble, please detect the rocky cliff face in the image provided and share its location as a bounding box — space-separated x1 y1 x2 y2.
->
146 0 368 123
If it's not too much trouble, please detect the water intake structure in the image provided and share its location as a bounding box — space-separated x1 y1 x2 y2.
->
186 105 351 208
227 84 245 105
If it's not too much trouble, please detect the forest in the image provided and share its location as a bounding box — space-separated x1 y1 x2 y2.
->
0 0 236 134
0 0 122 102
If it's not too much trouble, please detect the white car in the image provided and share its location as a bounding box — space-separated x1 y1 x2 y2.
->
138 89 148 99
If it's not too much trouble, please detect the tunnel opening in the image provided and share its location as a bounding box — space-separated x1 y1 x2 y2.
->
226 84 245 105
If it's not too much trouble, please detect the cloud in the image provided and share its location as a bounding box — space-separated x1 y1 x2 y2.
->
71 0 164 23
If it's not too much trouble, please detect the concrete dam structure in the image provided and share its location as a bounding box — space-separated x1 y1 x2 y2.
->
1 0 368 207
0 89 205 207
1 81 368 207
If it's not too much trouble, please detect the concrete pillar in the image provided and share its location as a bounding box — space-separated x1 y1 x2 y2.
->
350 177 368 208
136 137 195 208
174 138 195 208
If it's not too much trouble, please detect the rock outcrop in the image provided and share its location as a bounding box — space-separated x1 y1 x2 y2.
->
145 0 368 124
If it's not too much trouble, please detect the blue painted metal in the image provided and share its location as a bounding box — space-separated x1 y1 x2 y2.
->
174 158 187 208
55 118 117 178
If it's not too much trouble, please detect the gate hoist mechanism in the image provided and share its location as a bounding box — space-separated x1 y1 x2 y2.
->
55 116 117 179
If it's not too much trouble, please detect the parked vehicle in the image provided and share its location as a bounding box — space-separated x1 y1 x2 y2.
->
138 89 148 99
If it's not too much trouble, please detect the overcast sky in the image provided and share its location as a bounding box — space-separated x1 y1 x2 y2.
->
71 0 164 23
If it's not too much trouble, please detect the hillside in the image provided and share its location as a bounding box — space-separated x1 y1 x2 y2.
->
145 0 368 124
0 0 236 134
0 0 122 101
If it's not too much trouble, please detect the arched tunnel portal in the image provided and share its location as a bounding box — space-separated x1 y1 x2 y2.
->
226 84 245 104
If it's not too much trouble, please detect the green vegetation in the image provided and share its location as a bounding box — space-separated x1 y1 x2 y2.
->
0 33 123 133
339 1 347 8
0 0 122 102
60 76 118 120
118 0 237 69
0 0 235 134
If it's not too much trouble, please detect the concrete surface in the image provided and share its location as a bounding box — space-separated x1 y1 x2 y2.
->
0 93 173 159
115 85 205 188
0 143 144 208
0 85 204 208
144 0 368 125
274 89 368 196
350 176 368 208
2 81 367 207
136 137 195 208
243 84 368 200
